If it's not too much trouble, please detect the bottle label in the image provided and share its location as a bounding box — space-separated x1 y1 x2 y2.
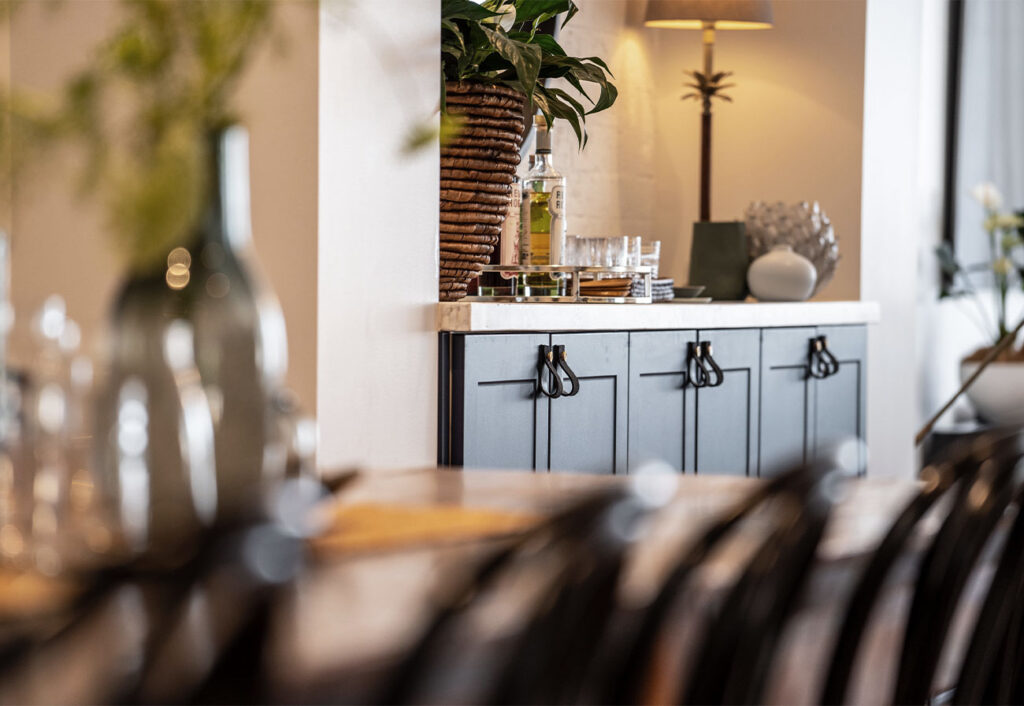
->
519 191 530 264
500 182 521 279
549 184 565 265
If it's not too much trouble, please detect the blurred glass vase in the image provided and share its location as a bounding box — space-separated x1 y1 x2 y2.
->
94 126 288 561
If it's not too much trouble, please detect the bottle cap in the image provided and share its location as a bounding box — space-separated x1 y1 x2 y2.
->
534 115 552 153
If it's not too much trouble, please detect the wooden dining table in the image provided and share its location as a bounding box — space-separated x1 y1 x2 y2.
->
265 467 954 705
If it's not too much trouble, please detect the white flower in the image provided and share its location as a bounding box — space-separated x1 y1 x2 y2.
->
971 181 1003 211
481 1 516 31
499 6 516 30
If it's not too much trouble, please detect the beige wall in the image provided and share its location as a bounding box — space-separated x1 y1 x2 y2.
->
556 0 865 301
553 2 657 240
0 10 8 230
6 0 318 412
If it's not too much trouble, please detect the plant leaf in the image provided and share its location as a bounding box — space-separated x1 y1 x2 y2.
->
438 0 614 150
480 25 541 96
545 85 587 122
563 1 580 26
514 0 571 25
939 288 971 299
442 19 465 53
540 55 616 114
442 0 500 21
535 84 585 148
563 72 591 103
581 54 613 77
935 243 963 276
511 31 566 57
531 88 554 132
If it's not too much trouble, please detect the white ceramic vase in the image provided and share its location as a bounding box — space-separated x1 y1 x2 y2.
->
747 244 818 302
960 360 1024 425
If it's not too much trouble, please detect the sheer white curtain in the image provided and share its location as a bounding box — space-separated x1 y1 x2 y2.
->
954 0 1024 266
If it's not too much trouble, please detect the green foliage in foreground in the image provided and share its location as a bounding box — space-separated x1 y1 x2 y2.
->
1 0 277 273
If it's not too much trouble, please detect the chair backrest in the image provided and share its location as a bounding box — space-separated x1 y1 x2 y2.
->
994 597 1024 703
819 458 963 704
486 460 847 706
892 432 1023 705
598 462 826 705
819 431 1024 705
378 486 629 705
953 479 1024 704
681 459 845 705
485 491 648 705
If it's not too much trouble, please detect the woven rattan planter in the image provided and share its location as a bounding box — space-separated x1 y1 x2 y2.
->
440 82 525 301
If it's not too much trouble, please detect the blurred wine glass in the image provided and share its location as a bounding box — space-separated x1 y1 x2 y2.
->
0 295 111 574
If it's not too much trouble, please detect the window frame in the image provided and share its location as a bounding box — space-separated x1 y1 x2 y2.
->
940 0 966 294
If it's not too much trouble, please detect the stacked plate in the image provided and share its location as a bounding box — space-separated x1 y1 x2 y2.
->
580 277 633 298
439 82 526 301
632 277 675 301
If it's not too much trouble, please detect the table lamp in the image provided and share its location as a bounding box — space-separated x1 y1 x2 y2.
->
645 0 772 299
645 0 773 221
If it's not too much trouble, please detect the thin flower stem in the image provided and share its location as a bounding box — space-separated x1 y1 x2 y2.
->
985 218 1010 341
954 298 998 342
955 266 998 341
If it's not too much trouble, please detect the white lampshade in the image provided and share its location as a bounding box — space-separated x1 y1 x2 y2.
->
644 0 773 29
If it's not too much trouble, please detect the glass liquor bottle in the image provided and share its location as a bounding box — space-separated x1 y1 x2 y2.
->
523 116 567 295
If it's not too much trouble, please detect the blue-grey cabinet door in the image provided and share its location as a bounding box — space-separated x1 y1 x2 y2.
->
627 330 697 473
549 332 629 474
759 327 816 477
454 333 550 471
813 325 867 473
694 329 760 476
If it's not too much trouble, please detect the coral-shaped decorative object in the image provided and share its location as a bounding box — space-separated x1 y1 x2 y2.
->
744 201 840 296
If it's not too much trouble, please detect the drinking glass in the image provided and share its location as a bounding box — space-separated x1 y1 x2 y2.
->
585 237 602 268
606 236 629 270
641 240 662 278
588 238 608 274
565 235 584 267
628 237 643 268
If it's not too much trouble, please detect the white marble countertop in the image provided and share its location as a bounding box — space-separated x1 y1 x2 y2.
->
438 300 880 332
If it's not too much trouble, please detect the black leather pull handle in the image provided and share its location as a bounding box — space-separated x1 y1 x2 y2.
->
701 341 725 388
819 336 840 378
688 341 709 388
554 345 581 397
808 337 829 379
537 345 564 399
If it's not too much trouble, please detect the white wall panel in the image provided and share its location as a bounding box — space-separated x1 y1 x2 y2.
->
317 0 440 471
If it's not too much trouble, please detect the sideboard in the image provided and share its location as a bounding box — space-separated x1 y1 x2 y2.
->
438 301 879 477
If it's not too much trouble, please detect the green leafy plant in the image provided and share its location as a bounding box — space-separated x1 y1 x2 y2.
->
937 181 1024 355
1 0 276 273
441 0 617 148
